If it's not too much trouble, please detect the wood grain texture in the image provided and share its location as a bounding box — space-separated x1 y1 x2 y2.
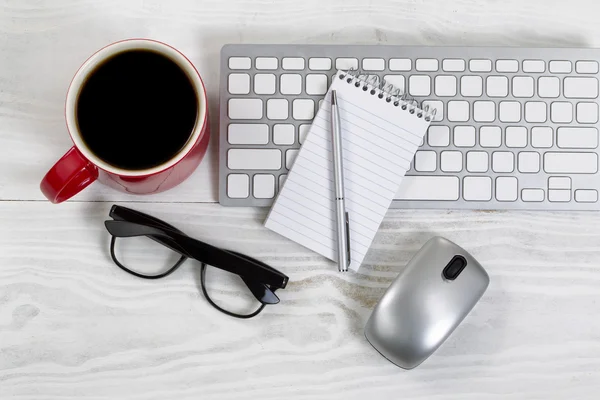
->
1 0 600 398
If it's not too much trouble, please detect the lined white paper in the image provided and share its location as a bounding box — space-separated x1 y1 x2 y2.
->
265 71 431 271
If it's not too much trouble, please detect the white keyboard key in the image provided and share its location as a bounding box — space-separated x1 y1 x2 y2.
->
496 59 519 72
363 58 385 71
544 152 598 174
422 101 443 121
522 188 545 202
306 74 328 95
254 73 276 95
389 58 412 71
255 57 278 70
549 60 572 73
228 73 250 94
414 151 437 172
286 149 299 169
229 57 251 70
463 176 492 201
575 189 598 203
538 77 560 98
267 99 289 120
531 127 553 148
442 59 465 72
486 76 509 97
454 126 476 147
496 177 518 202
282 57 305 70
548 189 571 202
279 174 287 190
228 99 263 119
396 176 460 201
466 151 489 172
557 127 598 149
227 174 249 198
518 152 540 173
576 60 599 74
253 174 275 199
469 59 492 72
523 60 545 73
416 58 439 71
499 101 521 122
461 75 483 97
448 101 470 122
492 152 515 173
506 126 528 147
548 177 571 190
273 124 295 145
435 75 457 96
309 57 332 70
525 101 547 123
428 126 450 147
409 75 431 96
551 102 573 123
383 75 405 92
441 151 463 172
474 101 496 122
228 124 269 144
292 99 315 120
298 124 310 144
512 76 534 97
228 149 281 170
576 102 599 123
335 58 359 70
564 77 598 98
480 126 502 147
280 74 302 94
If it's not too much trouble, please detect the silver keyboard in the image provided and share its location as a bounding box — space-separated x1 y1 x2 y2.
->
219 44 600 210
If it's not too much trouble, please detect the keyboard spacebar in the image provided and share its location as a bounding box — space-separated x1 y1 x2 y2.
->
396 176 460 201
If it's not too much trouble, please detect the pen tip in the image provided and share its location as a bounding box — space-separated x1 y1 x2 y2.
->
331 90 337 105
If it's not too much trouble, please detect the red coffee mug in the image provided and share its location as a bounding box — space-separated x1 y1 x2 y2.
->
40 39 210 203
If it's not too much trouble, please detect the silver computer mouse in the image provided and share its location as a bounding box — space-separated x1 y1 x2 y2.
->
364 236 489 369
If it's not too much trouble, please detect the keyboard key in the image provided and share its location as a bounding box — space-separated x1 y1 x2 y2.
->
522 188 545 202
229 98 263 119
416 59 439 71
576 60 599 74
523 60 545 73
293 99 315 120
442 59 466 72
575 189 598 203
422 101 443 121
273 124 295 145
551 102 573 123
279 174 287 190
525 101 547 123
448 101 470 122
298 124 310 144
363 58 385 71
228 73 250 94
506 126 527 147
267 99 289 120
496 59 519 72
227 174 249 198
440 151 463 172
549 60 572 73
280 74 302 94
286 149 299 169
254 73 276 94
512 76 534 97
564 77 599 98
487 76 509 97
435 75 457 96
480 126 502 147
577 102 599 123
544 152 598 173
255 57 278 70
253 174 275 199
229 57 251 70
306 74 328 95
389 58 412 71
396 176 460 201
548 177 571 190
557 127 598 148
474 101 496 122
309 58 332 70
228 149 281 170
518 152 540 173
531 126 553 148
428 126 450 147
282 57 305 70
335 58 359 70
383 75 405 92
466 151 489 172
461 75 483 97
538 77 560 98
548 189 571 202
499 101 521 122
496 177 518 202
469 59 492 72
454 126 476 147
463 176 492 201
414 151 437 172
409 75 431 96
492 152 515 173
228 124 269 144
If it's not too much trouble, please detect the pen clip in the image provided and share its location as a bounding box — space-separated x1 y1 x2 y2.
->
345 212 351 269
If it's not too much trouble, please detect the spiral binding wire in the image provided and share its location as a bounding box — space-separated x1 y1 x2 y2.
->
337 69 437 122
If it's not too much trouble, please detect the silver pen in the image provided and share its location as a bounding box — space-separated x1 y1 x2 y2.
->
330 90 351 272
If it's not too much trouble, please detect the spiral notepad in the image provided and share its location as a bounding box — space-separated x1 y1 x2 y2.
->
265 70 433 271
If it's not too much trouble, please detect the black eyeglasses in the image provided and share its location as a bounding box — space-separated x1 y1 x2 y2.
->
104 205 289 318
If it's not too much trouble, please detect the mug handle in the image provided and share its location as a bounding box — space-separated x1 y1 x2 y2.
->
40 147 99 203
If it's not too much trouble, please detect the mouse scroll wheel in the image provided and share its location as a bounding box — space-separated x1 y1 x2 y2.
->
443 255 467 280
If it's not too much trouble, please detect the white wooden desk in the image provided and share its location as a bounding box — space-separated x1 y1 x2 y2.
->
1 1 600 398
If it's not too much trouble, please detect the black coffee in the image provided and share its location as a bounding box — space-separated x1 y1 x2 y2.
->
77 50 198 170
